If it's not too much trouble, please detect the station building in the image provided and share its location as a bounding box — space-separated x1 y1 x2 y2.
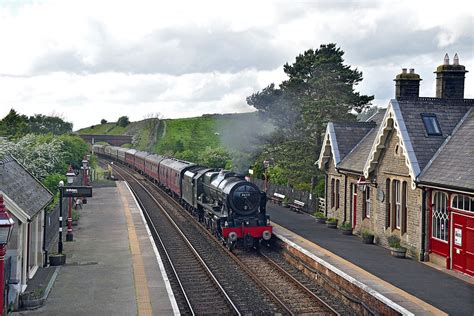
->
317 55 474 277
0 155 53 309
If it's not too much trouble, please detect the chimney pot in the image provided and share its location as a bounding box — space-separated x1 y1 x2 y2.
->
409 68 415 74
402 68 407 74
435 54 468 98
444 53 450 65
453 53 459 65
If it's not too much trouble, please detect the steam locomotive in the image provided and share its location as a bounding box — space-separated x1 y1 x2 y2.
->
93 144 272 250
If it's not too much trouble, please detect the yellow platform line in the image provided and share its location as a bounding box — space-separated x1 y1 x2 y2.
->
118 183 153 316
273 223 447 316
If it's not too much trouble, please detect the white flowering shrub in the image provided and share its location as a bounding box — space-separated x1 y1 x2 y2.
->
0 134 64 180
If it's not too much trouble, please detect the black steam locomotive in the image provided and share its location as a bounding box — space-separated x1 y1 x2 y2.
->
94 144 272 250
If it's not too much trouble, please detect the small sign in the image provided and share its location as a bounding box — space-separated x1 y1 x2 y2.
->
454 228 462 246
62 186 93 198
248 169 254 175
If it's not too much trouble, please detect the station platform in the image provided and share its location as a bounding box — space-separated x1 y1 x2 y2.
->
267 204 474 316
15 181 178 315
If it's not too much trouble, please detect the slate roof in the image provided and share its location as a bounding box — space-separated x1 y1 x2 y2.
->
338 109 386 173
332 121 376 162
418 108 474 192
396 97 473 172
0 156 53 218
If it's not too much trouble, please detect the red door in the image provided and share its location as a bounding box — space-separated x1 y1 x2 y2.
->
452 212 474 276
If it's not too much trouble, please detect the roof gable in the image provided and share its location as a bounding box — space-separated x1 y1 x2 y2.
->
364 98 473 189
317 121 375 170
338 109 386 173
0 156 53 218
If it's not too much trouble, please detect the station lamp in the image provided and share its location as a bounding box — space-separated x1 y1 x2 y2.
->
66 167 76 185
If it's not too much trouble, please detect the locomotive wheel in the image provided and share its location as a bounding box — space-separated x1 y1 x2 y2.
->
226 240 236 252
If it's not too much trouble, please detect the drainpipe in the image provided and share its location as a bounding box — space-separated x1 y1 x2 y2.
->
43 209 47 267
324 174 328 216
420 189 427 261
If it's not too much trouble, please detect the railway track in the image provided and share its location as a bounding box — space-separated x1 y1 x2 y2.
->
110 163 240 315
104 159 349 315
236 251 340 315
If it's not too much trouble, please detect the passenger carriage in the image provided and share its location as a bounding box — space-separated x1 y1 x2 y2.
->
117 147 128 163
159 158 195 197
134 151 150 174
125 149 137 167
144 154 165 183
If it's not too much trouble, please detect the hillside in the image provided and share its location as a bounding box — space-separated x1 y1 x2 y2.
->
76 112 273 171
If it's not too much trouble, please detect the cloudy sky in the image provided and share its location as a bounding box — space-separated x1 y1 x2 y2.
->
0 0 473 130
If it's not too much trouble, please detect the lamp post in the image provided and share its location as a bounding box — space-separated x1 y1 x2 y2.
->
0 195 15 316
58 180 64 254
66 166 75 242
263 160 270 192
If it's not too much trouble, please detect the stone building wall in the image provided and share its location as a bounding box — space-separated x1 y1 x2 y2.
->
370 127 423 258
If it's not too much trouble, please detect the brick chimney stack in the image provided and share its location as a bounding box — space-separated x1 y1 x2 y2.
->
394 67 422 98
435 53 468 99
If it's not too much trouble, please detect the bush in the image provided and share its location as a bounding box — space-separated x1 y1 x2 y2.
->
117 116 130 127
387 235 403 249
361 229 374 238
326 217 338 224
340 222 352 230
72 209 80 221
314 211 326 219
100 119 107 124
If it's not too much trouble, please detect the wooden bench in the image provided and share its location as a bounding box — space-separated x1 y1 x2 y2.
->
288 200 305 213
268 193 285 205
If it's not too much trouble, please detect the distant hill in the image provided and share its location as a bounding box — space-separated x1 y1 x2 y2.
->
76 112 274 171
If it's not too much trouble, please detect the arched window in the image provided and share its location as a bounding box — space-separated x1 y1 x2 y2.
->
401 181 407 234
385 179 391 228
393 180 401 229
451 194 474 212
331 178 335 208
364 187 371 218
432 191 448 241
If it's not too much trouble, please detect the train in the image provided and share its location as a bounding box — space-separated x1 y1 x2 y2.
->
93 144 272 250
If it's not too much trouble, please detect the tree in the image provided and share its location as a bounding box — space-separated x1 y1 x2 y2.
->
198 146 231 169
0 109 29 138
100 119 108 124
28 114 73 135
117 116 130 127
247 44 373 187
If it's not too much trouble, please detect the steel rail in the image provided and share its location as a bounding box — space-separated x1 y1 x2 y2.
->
259 251 340 315
111 162 241 316
102 158 342 315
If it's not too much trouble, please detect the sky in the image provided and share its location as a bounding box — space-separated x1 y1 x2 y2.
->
0 0 473 130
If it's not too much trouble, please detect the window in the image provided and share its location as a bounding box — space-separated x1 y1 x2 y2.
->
385 179 391 228
336 179 340 209
394 180 401 229
331 178 335 208
432 191 448 241
421 113 442 136
451 194 474 212
365 187 371 218
401 181 407 234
